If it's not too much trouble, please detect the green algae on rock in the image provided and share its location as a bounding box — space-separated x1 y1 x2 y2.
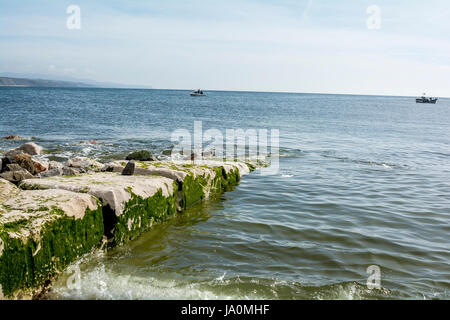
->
104 160 252 209
112 185 178 244
125 150 154 161
0 179 103 299
19 172 179 246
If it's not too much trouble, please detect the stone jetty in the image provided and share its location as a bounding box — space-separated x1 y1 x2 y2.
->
0 146 259 299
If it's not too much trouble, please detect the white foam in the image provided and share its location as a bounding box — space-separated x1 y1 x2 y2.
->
49 266 259 300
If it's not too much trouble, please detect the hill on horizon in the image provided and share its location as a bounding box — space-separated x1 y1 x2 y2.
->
0 73 152 89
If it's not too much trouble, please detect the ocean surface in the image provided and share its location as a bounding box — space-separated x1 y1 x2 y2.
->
1 87 449 299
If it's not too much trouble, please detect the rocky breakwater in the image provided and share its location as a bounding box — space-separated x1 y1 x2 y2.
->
0 141 106 183
1 146 259 299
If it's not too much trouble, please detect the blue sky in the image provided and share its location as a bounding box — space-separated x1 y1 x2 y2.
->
1 0 450 96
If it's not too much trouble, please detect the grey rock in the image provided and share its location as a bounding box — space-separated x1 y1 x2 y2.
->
0 169 34 183
66 157 104 171
122 161 135 176
17 142 43 156
48 161 64 170
62 167 81 176
40 168 63 178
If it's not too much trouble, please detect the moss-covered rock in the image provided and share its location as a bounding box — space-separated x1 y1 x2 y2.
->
20 173 178 245
0 180 103 299
1 159 259 299
112 183 178 244
125 150 154 161
104 160 249 209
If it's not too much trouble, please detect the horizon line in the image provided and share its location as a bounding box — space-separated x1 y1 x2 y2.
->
1 75 447 99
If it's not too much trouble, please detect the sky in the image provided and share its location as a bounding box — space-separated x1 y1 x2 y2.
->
1 0 450 96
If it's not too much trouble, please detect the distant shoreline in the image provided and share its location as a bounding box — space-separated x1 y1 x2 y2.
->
0 76 152 90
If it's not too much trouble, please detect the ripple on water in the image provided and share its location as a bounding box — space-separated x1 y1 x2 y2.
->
2 89 448 300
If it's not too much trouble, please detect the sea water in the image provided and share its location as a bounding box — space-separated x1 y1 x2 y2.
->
1 87 449 299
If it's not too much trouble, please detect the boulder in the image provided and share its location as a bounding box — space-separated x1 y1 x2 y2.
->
62 167 81 176
40 168 63 178
13 154 32 171
16 142 43 156
126 150 155 161
48 161 64 170
13 153 47 175
66 157 104 171
122 160 135 176
0 169 34 183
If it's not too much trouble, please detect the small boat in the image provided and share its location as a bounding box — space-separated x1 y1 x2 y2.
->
190 89 207 96
416 93 437 104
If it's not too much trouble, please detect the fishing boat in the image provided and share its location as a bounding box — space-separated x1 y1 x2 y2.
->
190 89 207 96
416 93 437 104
